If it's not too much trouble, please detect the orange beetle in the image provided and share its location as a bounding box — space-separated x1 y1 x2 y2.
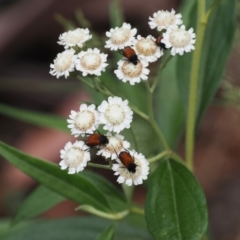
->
123 47 138 65
85 133 109 147
155 36 166 50
118 151 137 173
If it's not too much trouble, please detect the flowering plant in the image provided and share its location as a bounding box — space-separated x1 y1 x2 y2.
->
0 0 237 239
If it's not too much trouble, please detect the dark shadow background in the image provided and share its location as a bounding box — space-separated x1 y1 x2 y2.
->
0 0 240 240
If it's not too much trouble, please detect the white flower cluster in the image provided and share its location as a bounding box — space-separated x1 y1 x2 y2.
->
53 8 196 186
148 9 196 56
104 9 195 85
50 28 108 79
59 96 149 186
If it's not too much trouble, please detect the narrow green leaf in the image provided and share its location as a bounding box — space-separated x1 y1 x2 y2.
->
197 0 237 123
0 103 67 132
145 159 208 240
109 0 124 28
177 0 237 126
12 185 65 226
3 217 153 240
95 224 116 240
0 141 111 213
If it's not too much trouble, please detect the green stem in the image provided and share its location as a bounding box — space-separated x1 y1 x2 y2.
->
87 162 111 169
144 81 169 150
186 0 206 171
130 207 144 215
77 205 129 220
151 55 172 93
77 76 94 89
128 103 149 121
129 127 138 152
148 150 170 163
145 81 154 119
122 184 134 208
78 75 149 121
170 152 185 164
150 119 170 150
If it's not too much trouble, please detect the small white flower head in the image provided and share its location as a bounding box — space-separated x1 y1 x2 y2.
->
58 28 92 49
112 150 149 186
114 58 150 85
98 96 133 133
59 141 91 174
67 104 99 137
105 22 137 51
161 25 196 56
133 35 163 63
97 132 130 160
75 48 108 76
148 9 182 31
50 49 77 78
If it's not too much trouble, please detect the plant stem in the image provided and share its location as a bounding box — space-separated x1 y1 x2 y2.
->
148 150 185 165
77 205 129 220
77 76 149 121
144 81 170 150
151 55 172 93
148 150 170 163
185 0 206 171
130 207 144 215
129 127 138 151
151 119 170 150
77 76 94 89
87 162 111 169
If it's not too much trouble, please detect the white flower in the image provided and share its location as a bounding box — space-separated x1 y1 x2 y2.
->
50 49 76 78
98 96 133 133
58 28 92 49
67 104 99 137
96 132 130 160
161 25 196 56
59 141 91 174
105 22 137 51
133 35 163 63
75 48 108 76
148 9 182 31
114 58 150 85
112 150 149 186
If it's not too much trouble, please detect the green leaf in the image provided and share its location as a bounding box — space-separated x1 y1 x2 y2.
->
0 103 67 132
155 56 185 148
0 141 111 213
95 224 116 240
197 0 237 123
145 159 208 240
0 220 11 238
122 115 159 157
177 0 237 126
109 0 124 28
154 0 197 149
82 171 126 212
3 217 153 240
12 185 65 226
